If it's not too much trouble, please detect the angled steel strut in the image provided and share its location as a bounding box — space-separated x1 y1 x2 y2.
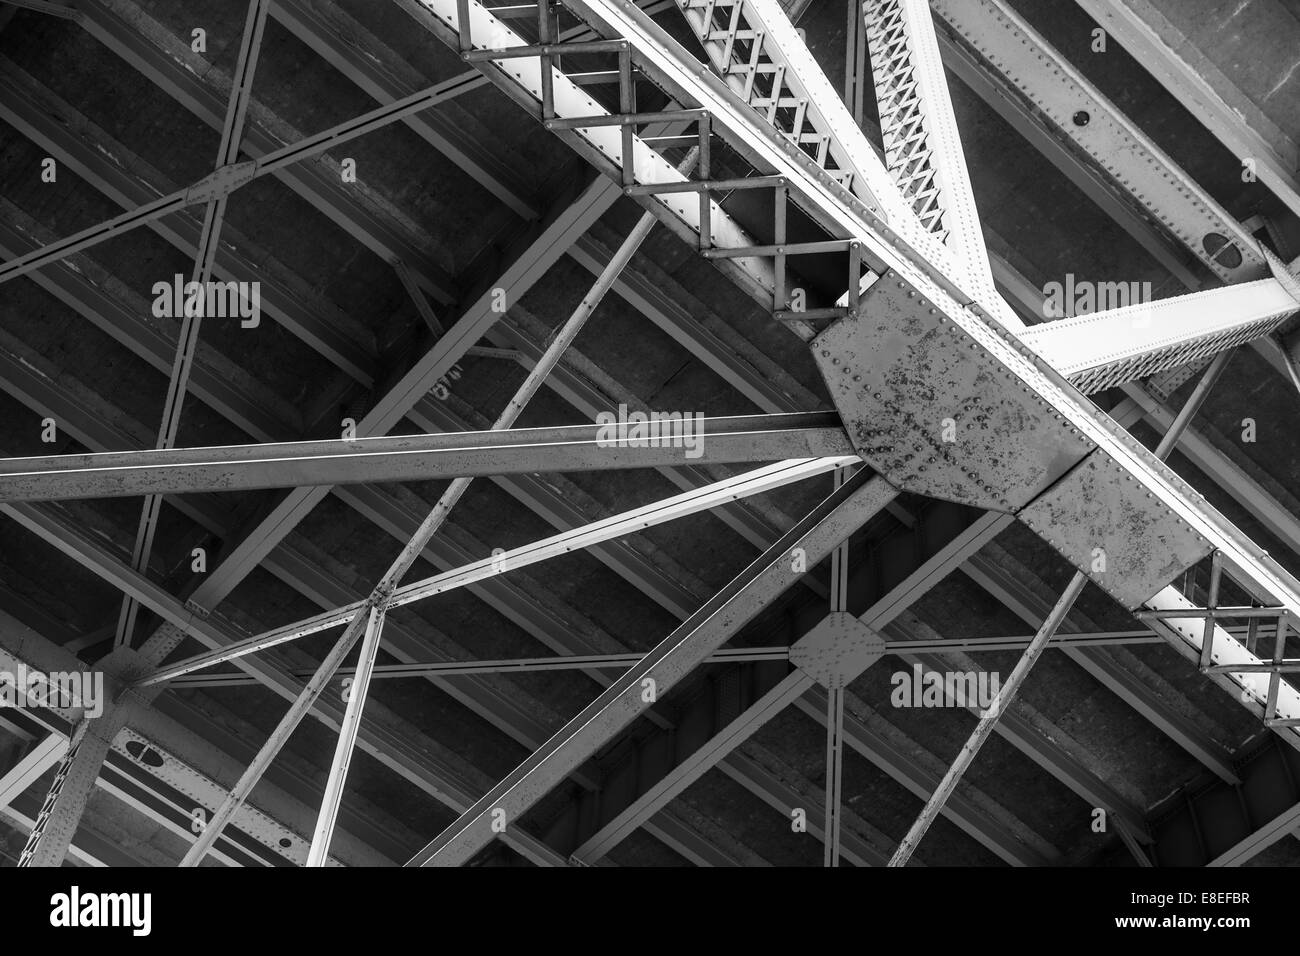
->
389 0 1300 764
0 413 852 502
408 470 899 866
114 0 274 653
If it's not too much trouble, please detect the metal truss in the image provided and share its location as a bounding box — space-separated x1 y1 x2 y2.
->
1144 734 1300 866
929 0 1300 404
0 0 863 863
1074 0 1300 222
113 0 273 654
5 0 1300 867
0 618 347 865
929 0 1300 717
1022 279 1299 394
0 46 764 866
930 0 1268 288
381 0 1300 863
925 0 1300 775
407 471 899 865
861 0 1002 314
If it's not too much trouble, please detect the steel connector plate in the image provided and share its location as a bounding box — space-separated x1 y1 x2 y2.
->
811 272 1093 511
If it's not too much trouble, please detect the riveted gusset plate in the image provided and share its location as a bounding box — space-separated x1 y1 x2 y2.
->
790 612 886 687
811 273 1094 511
1019 450 1214 609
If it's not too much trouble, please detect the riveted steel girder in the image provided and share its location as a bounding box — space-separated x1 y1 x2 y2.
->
811 274 1093 511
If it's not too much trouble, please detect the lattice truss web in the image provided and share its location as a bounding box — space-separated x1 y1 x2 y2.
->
1 0 1300 871
683 0 862 197
862 0 946 239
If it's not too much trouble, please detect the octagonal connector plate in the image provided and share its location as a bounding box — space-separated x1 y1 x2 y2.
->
791 612 886 688
811 274 1094 511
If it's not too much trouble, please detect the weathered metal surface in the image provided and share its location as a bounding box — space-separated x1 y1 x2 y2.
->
790 612 886 687
811 273 1094 511
0 415 852 502
1019 451 1214 609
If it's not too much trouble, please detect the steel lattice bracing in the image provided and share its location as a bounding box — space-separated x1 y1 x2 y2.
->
7 0 1300 868
379 0 1300 858
865 1 946 239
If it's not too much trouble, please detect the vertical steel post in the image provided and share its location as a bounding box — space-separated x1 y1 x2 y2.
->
306 604 387 866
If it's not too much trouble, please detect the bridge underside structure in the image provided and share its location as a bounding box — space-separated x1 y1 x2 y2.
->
1 0 1300 867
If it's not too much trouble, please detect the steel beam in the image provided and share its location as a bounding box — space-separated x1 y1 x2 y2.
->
0 57 379 383
408 472 899 865
822 680 845 866
0 734 67 810
1211 803 1300 867
0 415 852 503
175 172 621 615
0 0 76 18
1074 0 1300 220
1021 279 1297 394
171 649 792 685
115 0 274 652
843 0 868 128
19 699 133 866
862 0 1006 317
269 0 535 219
0 500 569 865
139 457 853 684
889 572 1088 866
962 552 1240 784
0 211 297 441
75 0 459 303
930 0 1267 288
822 466 852 866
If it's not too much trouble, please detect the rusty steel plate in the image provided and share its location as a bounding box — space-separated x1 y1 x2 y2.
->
1019 450 1214 609
811 274 1094 511
790 612 886 687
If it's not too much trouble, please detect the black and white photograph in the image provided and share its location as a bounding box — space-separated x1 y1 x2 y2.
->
0 0 1293 935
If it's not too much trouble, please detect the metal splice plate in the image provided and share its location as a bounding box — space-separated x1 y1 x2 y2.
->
790 612 886 688
1019 450 1214 609
812 274 1094 511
